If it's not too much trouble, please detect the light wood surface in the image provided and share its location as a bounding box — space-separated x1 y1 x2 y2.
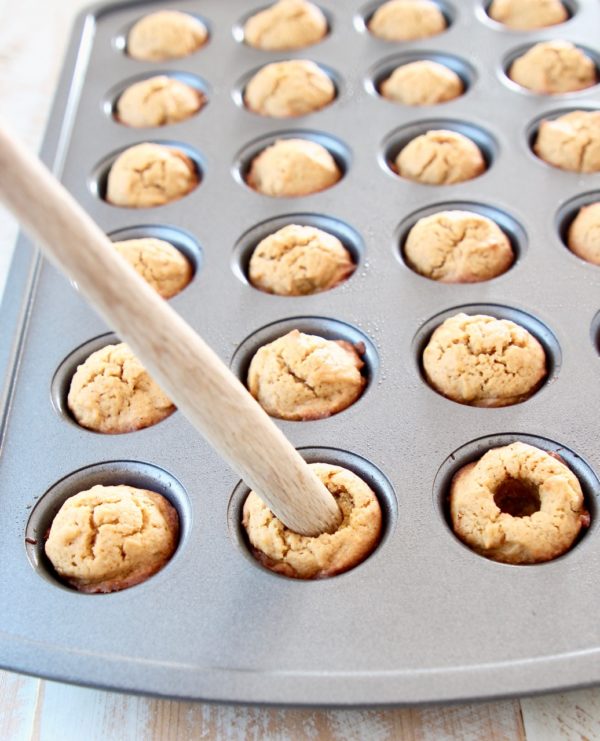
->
0 121 341 537
1 1 599 739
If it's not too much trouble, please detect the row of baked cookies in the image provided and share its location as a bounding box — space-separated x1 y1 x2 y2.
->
115 38 598 131
125 0 580 64
44 437 590 593
104 105 600 211
107 194 600 309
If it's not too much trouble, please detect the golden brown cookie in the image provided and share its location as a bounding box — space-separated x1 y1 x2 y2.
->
380 60 463 106
106 143 198 208
244 0 327 51
45 484 179 593
247 138 341 197
509 41 597 94
243 463 382 578
450 442 589 564
422 313 547 407
248 224 355 295
245 60 335 118
404 210 514 282
534 111 600 173
567 202 600 264
395 129 486 185
488 0 568 29
369 0 446 41
247 329 366 420
127 10 208 61
68 342 175 433
113 237 192 298
116 75 205 128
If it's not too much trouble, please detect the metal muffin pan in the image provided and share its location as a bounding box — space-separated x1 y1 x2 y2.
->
1 0 600 706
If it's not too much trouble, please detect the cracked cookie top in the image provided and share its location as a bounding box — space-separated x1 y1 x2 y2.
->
127 10 208 62
380 60 463 106
509 40 597 94
243 462 382 578
247 329 366 420
68 342 175 433
106 142 199 208
368 0 446 42
248 224 355 295
534 110 600 173
116 75 205 128
244 60 335 118
450 442 589 564
395 129 486 185
422 313 547 407
488 0 568 30
247 138 341 197
113 237 193 298
244 0 327 51
404 210 514 283
45 484 179 593
568 202 600 264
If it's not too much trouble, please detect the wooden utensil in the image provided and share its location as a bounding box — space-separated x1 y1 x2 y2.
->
0 123 342 537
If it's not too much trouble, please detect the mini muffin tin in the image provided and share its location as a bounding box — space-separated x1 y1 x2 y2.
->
2 0 600 706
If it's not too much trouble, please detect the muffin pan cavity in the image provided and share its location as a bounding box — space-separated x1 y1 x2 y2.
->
232 213 363 289
227 446 397 578
355 0 456 36
380 119 497 181
501 42 600 97
525 105 600 169
591 311 600 354
112 13 212 57
230 316 378 409
367 51 475 102
413 303 562 401
105 71 210 125
432 433 598 562
25 460 190 590
233 129 350 194
478 0 577 30
51 333 177 434
232 60 341 116
395 201 526 278
108 224 203 279
231 4 333 46
556 190 600 258
90 140 205 205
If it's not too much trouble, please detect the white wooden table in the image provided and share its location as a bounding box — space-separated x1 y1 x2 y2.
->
1 1 600 738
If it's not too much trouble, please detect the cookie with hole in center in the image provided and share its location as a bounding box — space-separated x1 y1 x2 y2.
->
449 442 589 564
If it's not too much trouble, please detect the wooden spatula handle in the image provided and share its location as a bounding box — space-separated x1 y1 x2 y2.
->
0 123 342 537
